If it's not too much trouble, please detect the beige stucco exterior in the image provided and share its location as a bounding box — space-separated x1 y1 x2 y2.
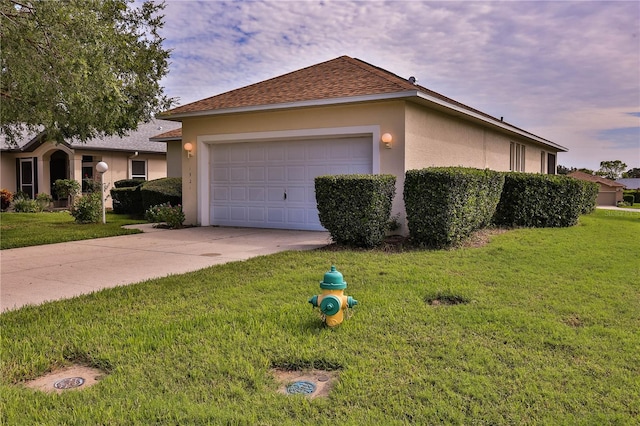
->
174 99 563 230
1 141 166 208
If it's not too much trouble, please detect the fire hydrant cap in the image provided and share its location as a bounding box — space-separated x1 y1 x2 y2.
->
320 265 347 290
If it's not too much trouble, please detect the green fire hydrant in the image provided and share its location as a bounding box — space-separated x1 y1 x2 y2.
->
308 265 357 327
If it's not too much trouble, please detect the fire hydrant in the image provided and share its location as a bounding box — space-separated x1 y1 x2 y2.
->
308 265 357 327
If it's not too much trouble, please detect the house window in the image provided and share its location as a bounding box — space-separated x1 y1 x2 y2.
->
131 160 147 180
547 153 556 175
17 158 37 198
510 142 526 172
81 156 95 193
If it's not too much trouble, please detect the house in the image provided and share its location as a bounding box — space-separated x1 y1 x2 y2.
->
0 119 181 208
158 55 567 231
569 171 625 206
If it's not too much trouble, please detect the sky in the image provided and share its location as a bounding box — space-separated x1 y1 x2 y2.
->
156 0 640 171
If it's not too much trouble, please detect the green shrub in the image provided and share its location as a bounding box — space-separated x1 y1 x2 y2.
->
623 194 635 206
35 193 52 211
315 174 396 247
1 189 13 211
70 193 102 223
82 178 103 194
577 180 599 214
114 179 145 189
493 173 584 228
110 186 143 215
53 179 80 203
140 178 182 212
623 189 640 204
145 203 185 229
12 195 42 213
404 167 505 248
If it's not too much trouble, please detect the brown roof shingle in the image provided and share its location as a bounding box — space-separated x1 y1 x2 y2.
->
161 55 493 120
569 171 625 187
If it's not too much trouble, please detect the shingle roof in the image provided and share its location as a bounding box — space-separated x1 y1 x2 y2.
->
1 119 180 153
149 127 182 142
569 171 625 187
161 55 494 120
616 178 640 190
159 55 566 152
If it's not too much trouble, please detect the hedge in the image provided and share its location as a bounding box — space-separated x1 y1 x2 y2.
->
140 177 182 212
578 180 599 214
493 173 586 228
315 174 396 247
110 186 143 214
403 167 504 248
624 189 640 203
114 179 145 189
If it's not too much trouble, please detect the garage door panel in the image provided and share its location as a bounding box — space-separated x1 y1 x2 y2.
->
267 166 286 182
230 167 246 182
286 187 305 202
248 187 265 201
212 187 229 201
230 187 246 201
210 137 372 230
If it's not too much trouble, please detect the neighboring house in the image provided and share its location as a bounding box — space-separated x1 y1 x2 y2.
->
0 119 181 208
149 127 183 178
569 171 625 206
616 178 640 190
158 55 567 231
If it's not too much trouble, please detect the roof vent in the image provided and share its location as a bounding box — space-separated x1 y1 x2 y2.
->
408 76 417 84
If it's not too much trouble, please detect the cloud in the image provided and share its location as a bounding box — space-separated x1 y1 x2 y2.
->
156 0 640 168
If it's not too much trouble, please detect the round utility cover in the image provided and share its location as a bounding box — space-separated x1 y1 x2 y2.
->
286 380 317 395
53 377 85 390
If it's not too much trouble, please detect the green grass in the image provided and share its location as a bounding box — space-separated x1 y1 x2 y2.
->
1 210 639 424
0 212 146 249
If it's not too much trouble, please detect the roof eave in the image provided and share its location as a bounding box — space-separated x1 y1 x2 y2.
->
157 91 418 120
158 90 567 153
412 92 568 152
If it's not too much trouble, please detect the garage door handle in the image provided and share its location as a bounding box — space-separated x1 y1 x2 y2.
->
283 191 287 200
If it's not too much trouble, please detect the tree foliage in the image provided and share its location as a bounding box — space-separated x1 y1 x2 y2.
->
623 168 640 178
0 0 173 145
597 160 627 180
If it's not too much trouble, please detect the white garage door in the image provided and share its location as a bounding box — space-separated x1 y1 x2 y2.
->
209 137 372 230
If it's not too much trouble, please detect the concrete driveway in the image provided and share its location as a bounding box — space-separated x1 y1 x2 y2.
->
1 225 330 312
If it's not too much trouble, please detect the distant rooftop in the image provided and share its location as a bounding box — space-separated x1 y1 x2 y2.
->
1 119 181 153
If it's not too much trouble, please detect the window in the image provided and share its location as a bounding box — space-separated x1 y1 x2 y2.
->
81 156 95 193
547 153 556 175
18 158 37 198
131 160 147 180
510 142 526 172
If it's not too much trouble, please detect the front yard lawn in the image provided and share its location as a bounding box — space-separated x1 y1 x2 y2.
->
1 209 639 424
0 212 146 249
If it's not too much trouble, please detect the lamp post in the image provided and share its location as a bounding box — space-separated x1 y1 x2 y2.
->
95 161 109 224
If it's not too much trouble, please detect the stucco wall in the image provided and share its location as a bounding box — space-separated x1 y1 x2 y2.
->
166 141 182 178
405 102 550 174
179 101 407 225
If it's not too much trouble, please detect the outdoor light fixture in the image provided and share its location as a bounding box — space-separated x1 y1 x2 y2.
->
381 133 393 149
184 142 194 157
95 161 109 224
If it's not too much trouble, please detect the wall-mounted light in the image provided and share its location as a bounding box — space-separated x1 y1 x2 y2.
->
183 142 194 158
381 133 393 149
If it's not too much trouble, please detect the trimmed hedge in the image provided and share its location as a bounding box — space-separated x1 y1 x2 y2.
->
140 177 182 212
624 189 640 203
114 179 145 189
404 167 505 248
110 186 143 214
493 173 585 228
315 174 396 247
623 195 635 205
578 180 599 214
